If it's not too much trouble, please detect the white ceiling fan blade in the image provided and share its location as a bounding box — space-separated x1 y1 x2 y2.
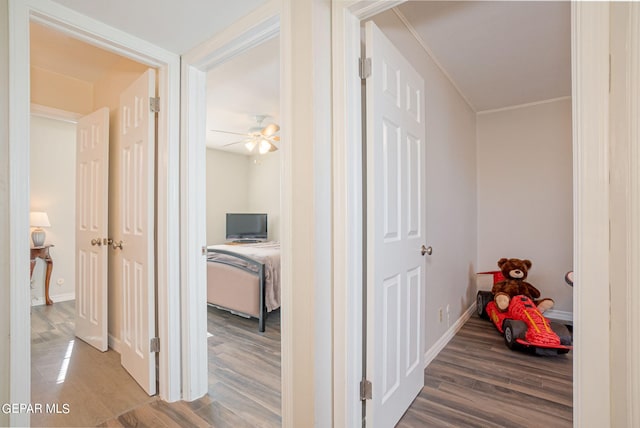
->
210 129 249 137
222 139 250 147
261 123 280 137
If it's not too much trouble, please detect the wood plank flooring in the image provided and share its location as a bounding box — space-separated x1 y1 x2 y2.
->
397 315 573 427
99 306 282 428
33 302 570 427
31 300 156 427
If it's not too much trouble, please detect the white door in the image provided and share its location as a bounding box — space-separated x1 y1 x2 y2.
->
365 21 426 427
117 69 157 395
75 107 110 352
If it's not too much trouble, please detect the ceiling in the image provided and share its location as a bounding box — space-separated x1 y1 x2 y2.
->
394 1 571 112
34 1 570 152
49 0 269 54
30 22 127 83
205 36 280 152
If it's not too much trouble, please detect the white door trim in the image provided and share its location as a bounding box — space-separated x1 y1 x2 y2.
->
627 5 640 424
8 2 181 425
332 1 610 426
179 0 280 402
608 2 640 426
571 3 610 427
331 2 407 426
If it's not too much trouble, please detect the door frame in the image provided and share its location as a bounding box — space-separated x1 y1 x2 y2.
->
8 1 181 425
331 1 610 426
179 0 280 401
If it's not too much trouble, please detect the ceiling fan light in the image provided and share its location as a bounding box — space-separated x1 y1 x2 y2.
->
259 139 272 154
245 140 257 152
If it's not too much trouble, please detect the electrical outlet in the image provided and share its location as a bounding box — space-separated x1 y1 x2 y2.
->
438 308 443 322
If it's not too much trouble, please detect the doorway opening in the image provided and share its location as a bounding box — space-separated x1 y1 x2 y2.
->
344 2 574 425
28 21 159 427
201 29 283 427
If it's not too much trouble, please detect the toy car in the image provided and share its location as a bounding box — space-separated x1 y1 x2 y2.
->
477 290 572 355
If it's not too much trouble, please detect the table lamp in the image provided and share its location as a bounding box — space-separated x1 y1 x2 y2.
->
30 211 51 247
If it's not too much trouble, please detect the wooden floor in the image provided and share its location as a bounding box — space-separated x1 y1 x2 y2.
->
33 302 570 427
32 300 281 427
99 306 282 427
31 300 156 427
397 314 573 427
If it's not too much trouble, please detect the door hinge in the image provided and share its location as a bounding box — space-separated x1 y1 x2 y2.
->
360 378 372 401
150 337 160 353
150 97 160 113
359 57 372 79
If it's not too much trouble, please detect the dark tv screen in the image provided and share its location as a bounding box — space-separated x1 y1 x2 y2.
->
226 213 267 241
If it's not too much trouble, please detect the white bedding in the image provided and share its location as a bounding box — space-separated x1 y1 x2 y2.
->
206 241 281 311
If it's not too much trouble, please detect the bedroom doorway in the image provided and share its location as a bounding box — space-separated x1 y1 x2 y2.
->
202 26 282 426
28 20 161 426
178 3 284 419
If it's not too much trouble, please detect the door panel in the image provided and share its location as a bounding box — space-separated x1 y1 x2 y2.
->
75 107 110 352
118 69 157 395
365 21 426 428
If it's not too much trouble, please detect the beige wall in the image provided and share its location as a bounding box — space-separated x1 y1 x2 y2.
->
248 151 281 241
0 0 10 425
31 66 94 114
205 149 250 244
205 149 281 244
477 98 573 314
29 115 77 304
372 10 478 350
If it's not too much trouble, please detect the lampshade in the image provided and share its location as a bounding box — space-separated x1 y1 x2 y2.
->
30 211 50 247
30 211 51 228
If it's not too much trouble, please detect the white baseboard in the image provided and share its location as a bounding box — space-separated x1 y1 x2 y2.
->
31 292 75 306
543 309 573 325
109 335 122 353
31 297 45 307
50 292 75 303
423 302 477 368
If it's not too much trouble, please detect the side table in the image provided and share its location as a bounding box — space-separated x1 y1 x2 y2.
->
30 245 54 305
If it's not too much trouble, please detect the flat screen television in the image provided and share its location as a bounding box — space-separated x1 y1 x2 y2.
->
226 213 268 242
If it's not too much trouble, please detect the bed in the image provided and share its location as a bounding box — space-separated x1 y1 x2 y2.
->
206 241 281 332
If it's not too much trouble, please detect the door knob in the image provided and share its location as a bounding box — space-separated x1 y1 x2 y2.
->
91 238 102 246
421 245 432 256
112 240 124 250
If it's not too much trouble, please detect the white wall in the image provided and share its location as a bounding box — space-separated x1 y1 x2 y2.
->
29 115 77 304
205 149 250 243
477 98 573 315
206 149 281 244
372 11 478 351
248 151 281 240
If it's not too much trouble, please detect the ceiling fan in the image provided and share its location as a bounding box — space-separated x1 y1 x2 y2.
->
210 115 280 154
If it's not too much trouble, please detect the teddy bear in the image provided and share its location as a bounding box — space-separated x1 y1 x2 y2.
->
491 257 554 313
